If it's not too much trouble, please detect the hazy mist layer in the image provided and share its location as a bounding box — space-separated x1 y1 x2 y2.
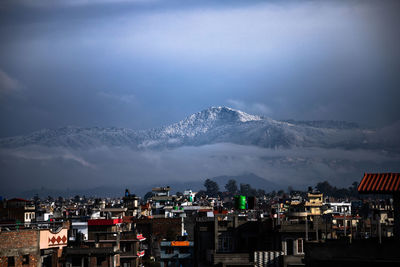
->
1 143 399 196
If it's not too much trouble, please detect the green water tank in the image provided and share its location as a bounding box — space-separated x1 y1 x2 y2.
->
234 195 246 210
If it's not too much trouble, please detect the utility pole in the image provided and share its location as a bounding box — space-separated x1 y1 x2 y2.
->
305 213 308 241
277 203 280 226
325 215 328 240
316 216 319 241
378 219 382 244
350 218 353 244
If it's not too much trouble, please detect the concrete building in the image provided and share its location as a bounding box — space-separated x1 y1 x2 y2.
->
65 218 145 267
0 198 36 226
123 189 140 217
131 217 184 261
305 193 323 218
358 172 400 239
0 222 69 267
327 202 351 215
160 241 194 267
194 215 275 266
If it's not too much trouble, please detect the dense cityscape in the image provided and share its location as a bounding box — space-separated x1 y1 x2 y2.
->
1 173 399 267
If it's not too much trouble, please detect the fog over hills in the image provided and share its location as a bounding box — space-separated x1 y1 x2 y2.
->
1 107 399 197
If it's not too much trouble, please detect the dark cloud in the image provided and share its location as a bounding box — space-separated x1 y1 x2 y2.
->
1 1 399 137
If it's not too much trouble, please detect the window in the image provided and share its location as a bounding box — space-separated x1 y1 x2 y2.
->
71 257 81 266
218 235 232 252
22 255 29 264
297 239 303 254
8 257 15 266
286 239 293 255
165 247 174 254
97 256 106 266
178 247 189 254
121 244 131 252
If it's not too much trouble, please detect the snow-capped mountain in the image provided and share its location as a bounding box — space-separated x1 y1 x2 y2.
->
1 106 400 196
0 106 398 151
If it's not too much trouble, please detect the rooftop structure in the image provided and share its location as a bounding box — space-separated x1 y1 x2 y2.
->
305 192 324 217
358 173 400 240
152 187 171 197
358 173 400 193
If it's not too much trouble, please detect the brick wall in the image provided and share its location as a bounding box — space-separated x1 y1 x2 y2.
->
133 218 182 240
0 254 40 267
0 230 38 251
0 230 39 267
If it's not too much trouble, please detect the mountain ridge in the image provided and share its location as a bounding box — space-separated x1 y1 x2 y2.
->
0 106 398 152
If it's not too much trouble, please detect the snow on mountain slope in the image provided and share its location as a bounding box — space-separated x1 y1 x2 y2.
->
0 106 396 151
161 106 261 137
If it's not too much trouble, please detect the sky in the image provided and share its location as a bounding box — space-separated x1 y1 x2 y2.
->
0 0 400 137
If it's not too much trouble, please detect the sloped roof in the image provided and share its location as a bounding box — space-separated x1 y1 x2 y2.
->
358 173 400 194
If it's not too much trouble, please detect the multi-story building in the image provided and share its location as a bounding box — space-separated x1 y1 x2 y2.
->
0 198 36 226
305 192 323 219
65 218 146 267
0 222 69 267
160 240 194 267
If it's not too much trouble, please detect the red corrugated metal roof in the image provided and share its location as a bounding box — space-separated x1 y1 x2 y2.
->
87 219 123 226
358 173 400 194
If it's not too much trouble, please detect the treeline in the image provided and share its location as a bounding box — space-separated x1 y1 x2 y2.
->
315 181 359 199
195 179 359 199
196 179 267 198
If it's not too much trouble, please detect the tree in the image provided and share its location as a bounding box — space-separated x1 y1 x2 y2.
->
204 179 219 197
316 181 334 196
225 179 238 195
196 190 207 199
349 182 359 197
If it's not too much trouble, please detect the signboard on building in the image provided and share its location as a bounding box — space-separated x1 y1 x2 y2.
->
171 241 190 246
40 228 68 249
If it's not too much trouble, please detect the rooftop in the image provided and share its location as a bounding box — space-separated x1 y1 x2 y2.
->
358 173 400 194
